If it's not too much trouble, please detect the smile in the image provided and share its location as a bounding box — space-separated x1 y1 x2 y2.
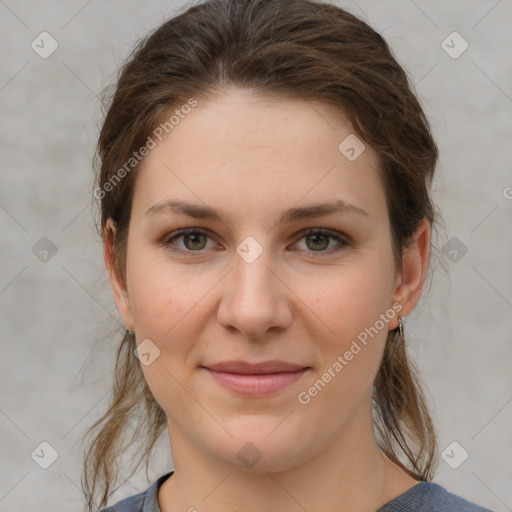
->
201 367 310 396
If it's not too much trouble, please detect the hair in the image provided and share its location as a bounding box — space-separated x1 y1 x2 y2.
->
82 0 440 509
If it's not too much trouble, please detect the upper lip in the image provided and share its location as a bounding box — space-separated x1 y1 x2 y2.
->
202 360 310 374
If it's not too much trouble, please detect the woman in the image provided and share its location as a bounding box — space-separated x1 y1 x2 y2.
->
82 0 493 510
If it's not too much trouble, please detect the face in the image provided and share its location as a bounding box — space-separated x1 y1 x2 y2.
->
107 87 428 473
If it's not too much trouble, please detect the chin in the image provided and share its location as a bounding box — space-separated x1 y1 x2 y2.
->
207 414 316 474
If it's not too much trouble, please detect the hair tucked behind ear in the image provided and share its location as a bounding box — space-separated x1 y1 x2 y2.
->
84 0 440 508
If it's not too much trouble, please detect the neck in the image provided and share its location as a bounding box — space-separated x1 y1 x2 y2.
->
158 399 418 512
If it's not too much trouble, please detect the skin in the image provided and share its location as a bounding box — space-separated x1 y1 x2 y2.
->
105 86 431 512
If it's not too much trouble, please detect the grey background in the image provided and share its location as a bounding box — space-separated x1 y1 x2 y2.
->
1 0 511 511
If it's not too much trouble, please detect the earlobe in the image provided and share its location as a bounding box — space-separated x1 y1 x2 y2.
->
391 219 431 328
103 218 134 331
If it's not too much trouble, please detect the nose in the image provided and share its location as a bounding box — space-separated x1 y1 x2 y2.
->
216 245 292 340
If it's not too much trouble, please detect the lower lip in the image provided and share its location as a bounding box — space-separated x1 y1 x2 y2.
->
202 368 309 396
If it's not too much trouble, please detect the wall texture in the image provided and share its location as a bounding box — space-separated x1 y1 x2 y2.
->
1 1 511 511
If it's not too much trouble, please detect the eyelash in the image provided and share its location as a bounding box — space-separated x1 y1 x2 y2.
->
161 227 348 256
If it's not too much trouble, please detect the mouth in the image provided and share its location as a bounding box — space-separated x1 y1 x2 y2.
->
200 360 311 396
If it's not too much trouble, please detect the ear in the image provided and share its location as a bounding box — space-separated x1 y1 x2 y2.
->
390 219 431 329
104 218 134 332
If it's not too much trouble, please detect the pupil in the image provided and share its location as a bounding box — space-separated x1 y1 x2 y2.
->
185 234 205 250
307 234 328 251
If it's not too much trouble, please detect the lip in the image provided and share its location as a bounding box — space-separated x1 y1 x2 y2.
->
201 360 311 396
204 360 309 374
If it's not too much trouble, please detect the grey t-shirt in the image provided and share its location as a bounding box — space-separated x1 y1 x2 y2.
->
101 471 493 512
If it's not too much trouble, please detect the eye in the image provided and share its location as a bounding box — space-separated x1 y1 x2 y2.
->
162 227 348 255
162 228 217 254
292 228 348 253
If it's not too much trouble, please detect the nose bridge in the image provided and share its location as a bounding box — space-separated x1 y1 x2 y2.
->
217 238 289 337
231 241 277 306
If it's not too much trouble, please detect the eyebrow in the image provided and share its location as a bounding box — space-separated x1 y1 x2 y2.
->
144 199 369 224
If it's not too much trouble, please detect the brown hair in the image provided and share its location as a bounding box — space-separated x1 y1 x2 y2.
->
83 0 439 509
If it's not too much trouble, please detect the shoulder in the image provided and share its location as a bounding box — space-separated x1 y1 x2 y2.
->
100 489 146 512
100 472 174 512
378 480 494 512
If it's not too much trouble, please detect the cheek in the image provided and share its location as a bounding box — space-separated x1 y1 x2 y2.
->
304 261 393 343
296 271 391 417
126 247 201 338
125 248 217 371
298 257 395 402
127 257 207 413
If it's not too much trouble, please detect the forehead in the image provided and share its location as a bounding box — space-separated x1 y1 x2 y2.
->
132 88 386 223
